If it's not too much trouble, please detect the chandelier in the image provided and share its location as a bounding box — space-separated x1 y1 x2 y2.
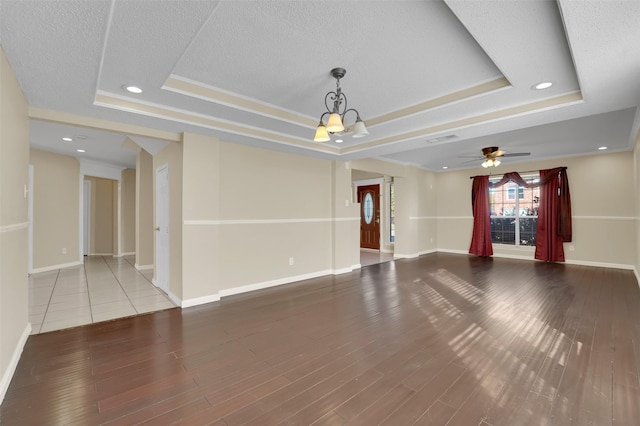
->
313 68 368 142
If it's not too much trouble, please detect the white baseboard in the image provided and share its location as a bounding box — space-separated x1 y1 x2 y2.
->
389 246 637 274
393 253 419 259
436 248 636 271
332 265 360 274
114 252 135 258
165 289 182 307
394 248 437 259
31 261 83 274
150 278 181 307
89 252 113 256
182 265 362 309
564 259 635 271
182 293 220 308
218 269 335 299
435 248 468 255
135 263 154 271
0 323 31 404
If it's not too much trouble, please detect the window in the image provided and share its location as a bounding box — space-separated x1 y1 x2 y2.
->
363 193 374 224
507 187 524 200
489 174 540 246
389 182 395 243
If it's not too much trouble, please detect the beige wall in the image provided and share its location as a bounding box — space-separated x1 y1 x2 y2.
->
436 152 637 267
30 149 80 270
181 134 219 302
154 141 183 299
136 150 154 268
216 141 333 288
84 176 116 255
180 134 359 303
121 169 136 254
331 161 360 270
0 46 30 401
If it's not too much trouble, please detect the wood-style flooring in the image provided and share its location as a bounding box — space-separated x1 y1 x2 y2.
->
2 253 640 425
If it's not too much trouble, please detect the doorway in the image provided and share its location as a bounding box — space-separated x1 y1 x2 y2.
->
357 184 380 250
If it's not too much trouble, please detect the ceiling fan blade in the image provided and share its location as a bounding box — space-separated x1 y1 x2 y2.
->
462 158 482 164
502 152 530 157
494 150 504 157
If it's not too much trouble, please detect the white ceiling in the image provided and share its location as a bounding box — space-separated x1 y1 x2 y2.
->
1 0 639 171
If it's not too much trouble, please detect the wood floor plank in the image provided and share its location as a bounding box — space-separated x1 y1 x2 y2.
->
2 253 640 425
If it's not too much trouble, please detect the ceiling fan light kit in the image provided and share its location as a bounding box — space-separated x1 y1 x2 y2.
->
482 158 501 168
313 68 368 142
478 146 529 168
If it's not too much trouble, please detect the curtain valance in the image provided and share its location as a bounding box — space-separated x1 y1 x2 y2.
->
469 167 571 261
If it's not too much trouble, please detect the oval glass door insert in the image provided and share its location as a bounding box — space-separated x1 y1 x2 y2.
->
363 193 374 224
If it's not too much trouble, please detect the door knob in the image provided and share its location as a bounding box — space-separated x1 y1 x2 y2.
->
155 227 160 231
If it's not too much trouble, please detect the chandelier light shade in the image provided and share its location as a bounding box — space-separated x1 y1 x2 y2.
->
351 117 369 138
313 123 330 142
326 112 344 133
313 68 368 142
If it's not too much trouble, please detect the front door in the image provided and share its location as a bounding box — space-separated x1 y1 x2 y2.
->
358 184 380 250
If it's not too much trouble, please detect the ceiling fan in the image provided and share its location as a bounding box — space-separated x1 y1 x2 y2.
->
462 146 531 168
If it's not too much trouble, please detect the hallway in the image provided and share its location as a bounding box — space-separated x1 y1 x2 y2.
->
360 249 394 267
29 256 175 334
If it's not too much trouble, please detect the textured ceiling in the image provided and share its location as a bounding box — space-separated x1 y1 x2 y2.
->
1 0 639 171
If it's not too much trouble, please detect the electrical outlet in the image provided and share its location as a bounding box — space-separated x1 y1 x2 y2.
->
569 245 575 251
289 257 294 266
62 247 67 254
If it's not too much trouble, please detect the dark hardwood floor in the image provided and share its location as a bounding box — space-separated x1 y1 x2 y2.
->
2 253 640 425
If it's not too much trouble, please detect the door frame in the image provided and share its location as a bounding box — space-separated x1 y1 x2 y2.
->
28 165 34 273
353 178 383 251
154 164 170 294
83 180 91 256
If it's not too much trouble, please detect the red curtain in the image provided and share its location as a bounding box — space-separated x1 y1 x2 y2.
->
469 176 493 256
469 167 572 261
535 168 572 261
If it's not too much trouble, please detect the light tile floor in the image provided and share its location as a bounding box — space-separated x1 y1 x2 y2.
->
29 255 176 334
360 249 395 267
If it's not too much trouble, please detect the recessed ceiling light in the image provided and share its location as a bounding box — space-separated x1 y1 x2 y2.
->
598 146 608 150
442 166 448 169
335 139 344 143
62 137 73 142
123 85 142 94
534 81 553 90
76 149 85 153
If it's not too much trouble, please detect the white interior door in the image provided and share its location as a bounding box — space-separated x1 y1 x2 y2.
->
28 165 34 273
83 180 91 256
155 165 169 293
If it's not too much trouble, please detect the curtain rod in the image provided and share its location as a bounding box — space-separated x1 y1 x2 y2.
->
469 167 567 180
